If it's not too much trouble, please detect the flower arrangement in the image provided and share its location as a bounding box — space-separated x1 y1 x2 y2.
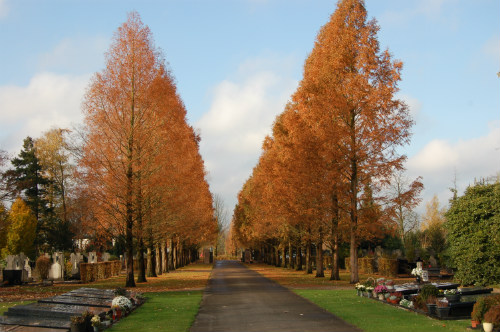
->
91 315 101 327
376 278 386 285
444 289 461 295
374 285 388 294
411 267 423 277
436 300 449 308
365 286 374 293
112 296 132 311
399 299 414 308
355 283 366 292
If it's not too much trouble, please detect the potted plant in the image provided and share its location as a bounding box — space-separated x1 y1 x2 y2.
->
365 286 374 298
426 296 438 316
385 280 395 292
471 297 487 328
70 316 86 332
374 285 388 301
91 315 101 332
355 283 365 296
399 298 414 309
444 289 461 303
419 284 439 303
112 295 132 320
483 305 500 332
411 267 423 283
436 300 450 318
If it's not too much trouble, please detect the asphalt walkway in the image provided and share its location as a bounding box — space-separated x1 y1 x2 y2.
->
190 260 362 332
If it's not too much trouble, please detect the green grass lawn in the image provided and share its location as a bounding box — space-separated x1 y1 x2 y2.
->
108 291 203 332
296 289 471 332
0 301 34 315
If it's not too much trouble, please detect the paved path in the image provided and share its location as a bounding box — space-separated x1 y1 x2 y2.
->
190 260 362 332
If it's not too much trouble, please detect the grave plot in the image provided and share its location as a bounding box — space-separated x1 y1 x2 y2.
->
0 288 124 332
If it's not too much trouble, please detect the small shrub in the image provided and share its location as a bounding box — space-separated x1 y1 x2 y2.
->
36 256 51 280
484 305 500 326
472 297 488 322
420 284 439 302
114 287 127 296
412 295 427 311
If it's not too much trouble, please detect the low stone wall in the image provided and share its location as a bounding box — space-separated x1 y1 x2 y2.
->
80 261 121 283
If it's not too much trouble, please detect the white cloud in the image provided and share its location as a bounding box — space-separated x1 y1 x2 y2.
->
407 121 500 212
0 0 8 19
197 56 298 213
378 0 458 27
39 36 108 74
482 34 500 64
0 72 89 153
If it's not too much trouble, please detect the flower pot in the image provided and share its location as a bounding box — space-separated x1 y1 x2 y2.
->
384 293 391 299
70 322 86 332
367 292 373 298
445 294 460 303
378 293 385 301
436 307 450 318
426 304 437 316
483 322 494 332
357 290 361 296
470 320 480 329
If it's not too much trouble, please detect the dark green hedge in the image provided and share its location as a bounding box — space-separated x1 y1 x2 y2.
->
446 182 500 286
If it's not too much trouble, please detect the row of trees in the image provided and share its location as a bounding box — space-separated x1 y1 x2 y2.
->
230 0 422 283
0 12 218 287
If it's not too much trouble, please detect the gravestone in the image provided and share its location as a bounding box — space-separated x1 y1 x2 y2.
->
49 252 64 281
24 258 32 279
88 251 97 264
429 255 438 268
102 252 110 262
70 252 83 278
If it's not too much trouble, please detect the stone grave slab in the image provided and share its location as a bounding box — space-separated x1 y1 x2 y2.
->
39 295 111 308
0 288 114 331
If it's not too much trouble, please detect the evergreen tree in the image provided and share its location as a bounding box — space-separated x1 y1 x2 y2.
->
8 137 51 253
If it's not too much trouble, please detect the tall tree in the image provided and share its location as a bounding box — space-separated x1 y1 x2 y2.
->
7 137 50 253
293 0 414 283
81 12 164 287
2 197 37 257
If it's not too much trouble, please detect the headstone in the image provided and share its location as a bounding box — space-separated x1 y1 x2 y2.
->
88 251 97 264
421 270 429 282
49 252 64 280
6 255 18 270
24 258 32 279
102 252 110 262
70 253 83 277
429 255 438 267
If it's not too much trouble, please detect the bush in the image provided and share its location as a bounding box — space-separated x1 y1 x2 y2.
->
484 305 500 326
378 258 398 277
419 284 439 302
36 256 51 280
471 295 500 322
358 257 375 274
446 182 500 285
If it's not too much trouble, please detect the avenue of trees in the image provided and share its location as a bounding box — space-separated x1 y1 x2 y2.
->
230 0 422 283
0 12 217 287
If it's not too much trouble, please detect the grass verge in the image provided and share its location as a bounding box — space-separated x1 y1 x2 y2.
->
0 301 34 315
295 289 471 332
108 291 203 332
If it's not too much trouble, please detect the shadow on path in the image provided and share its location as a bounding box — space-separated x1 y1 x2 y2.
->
190 260 362 332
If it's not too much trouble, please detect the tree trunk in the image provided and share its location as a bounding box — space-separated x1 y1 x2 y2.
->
350 226 358 283
330 192 340 280
316 238 324 278
306 240 312 274
146 247 154 277
155 243 161 276
296 246 302 271
331 233 340 280
288 242 294 269
125 162 135 287
162 241 168 273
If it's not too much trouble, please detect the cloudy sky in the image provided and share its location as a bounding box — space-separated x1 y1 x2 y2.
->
0 0 499 218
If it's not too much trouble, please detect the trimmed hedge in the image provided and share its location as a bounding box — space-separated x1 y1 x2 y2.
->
345 257 375 274
80 261 121 283
378 257 398 277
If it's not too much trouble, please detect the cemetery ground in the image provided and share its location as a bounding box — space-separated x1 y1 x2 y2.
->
2 261 497 331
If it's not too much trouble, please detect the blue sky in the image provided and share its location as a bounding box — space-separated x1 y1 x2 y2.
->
0 0 499 217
